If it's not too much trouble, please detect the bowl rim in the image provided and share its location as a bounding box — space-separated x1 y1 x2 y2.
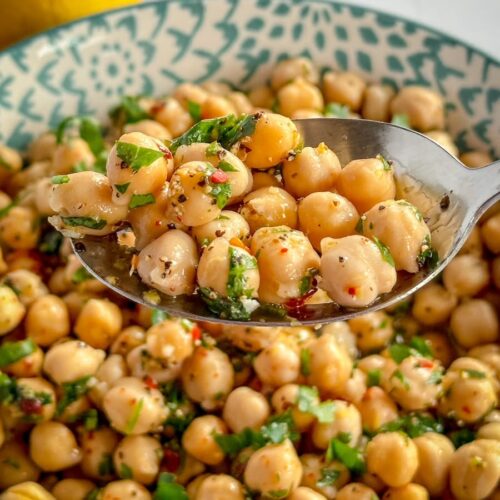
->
1 0 499 68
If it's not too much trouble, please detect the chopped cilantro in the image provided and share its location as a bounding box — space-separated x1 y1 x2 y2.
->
317 468 341 488
56 376 92 416
114 182 130 194
98 453 114 476
208 178 232 209
300 348 311 376
463 369 486 379
39 230 63 254
0 373 20 404
125 398 144 434
199 287 256 321
61 216 107 230
151 309 170 325
409 336 433 358
116 141 164 172
187 100 202 122
56 116 105 156
297 386 336 423
324 102 350 118
72 267 92 284
417 235 439 270
267 490 288 499
298 268 319 296
218 160 239 172
129 193 156 209
326 438 366 475
368 412 444 438
119 462 133 479
51 175 70 184
449 428 475 448
355 216 365 234
391 114 411 128
206 141 223 156
372 236 395 267
160 381 195 435
0 338 37 368
0 201 16 219
392 369 410 390
153 472 188 500
367 369 381 387
109 95 150 125
227 246 257 299
83 408 99 430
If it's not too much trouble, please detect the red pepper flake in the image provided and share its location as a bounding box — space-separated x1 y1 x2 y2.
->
462 405 471 414
280 247 288 254
191 324 202 342
162 448 181 473
19 398 43 415
419 359 434 369
144 375 158 389
347 286 357 296
210 169 229 184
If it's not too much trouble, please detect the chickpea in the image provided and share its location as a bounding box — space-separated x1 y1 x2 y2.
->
320 235 397 307
337 483 378 500
271 383 316 431
478 422 500 441
123 119 171 140
0 144 24 184
147 318 194 366
195 474 245 500
443 254 489 297
221 324 282 352
110 325 146 356
254 339 300 387
113 435 162 485
245 440 303 496
357 386 399 433
29 421 81 471
2 269 48 306
0 440 40 489
201 94 236 118
181 346 234 410
450 299 498 349
348 312 393 353
287 486 327 500
49 171 128 237
174 82 208 109
25 294 70 346
90 353 128 406
152 97 193 137
312 400 362 449
307 334 353 397
0 206 40 249
176 453 206 486
43 340 105 384
251 226 320 304
0 284 26 335
382 483 429 500
366 432 419 487
28 132 57 162
137 230 198 296
390 87 445 132
420 331 455 367
223 386 270 432
52 138 94 174
271 57 319 90
242 113 300 169
240 186 297 233
300 453 350 498
10 377 56 423
277 78 324 117
481 212 500 253
321 322 357 359
182 415 227 465
298 192 358 251
335 367 367 405
323 71 366 111
197 237 259 299
103 377 168 435
438 358 497 423
248 85 275 109
51 479 96 500
101 480 152 500
362 84 395 121
80 427 119 480
411 283 457 326
1 482 55 500
252 171 282 190
412 432 454 496
449 439 500 500
460 150 493 168
192 210 250 247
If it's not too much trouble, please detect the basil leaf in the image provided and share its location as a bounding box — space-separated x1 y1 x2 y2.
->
129 193 156 209
324 102 350 118
61 216 107 230
326 438 366 475
376 153 392 171
116 142 164 173
153 472 188 500
56 376 92 416
114 183 130 194
109 95 150 125
51 175 70 184
187 100 202 122
391 114 411 128
125 398 144 434
0 338 37 368
218 160 238 172
227 246 257 299
372 236 395 267
300 348 311 376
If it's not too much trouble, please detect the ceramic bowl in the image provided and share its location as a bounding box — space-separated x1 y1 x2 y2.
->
0 0 499 158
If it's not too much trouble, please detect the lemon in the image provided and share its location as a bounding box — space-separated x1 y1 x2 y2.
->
0 0 140 49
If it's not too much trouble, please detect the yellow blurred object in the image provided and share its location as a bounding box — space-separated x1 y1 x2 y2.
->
0 0 140 49
0 481 55 500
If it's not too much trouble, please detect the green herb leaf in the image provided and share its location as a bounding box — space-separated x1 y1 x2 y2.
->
119 462 133 479
84 489 101 500
463 369 486 379
0 373 18 404
98 453 114 476
298 268 319 296
355 216 365 234
367 369 381 387
72 267 92 284
267 490 288 499
227 246 257 299
261 421 291 444
200 287 256 321
116 142 164 173
260 411 299 444
160 381 195 435
372 236 395 267
206 141 223 156
109 95 150 125
129 193 156 209
369 412 444 438
56 116 105 156
83 409 99 430
409 337 433 358
125 398 144 434
417 235 439 270
392 369 411 390
449 428 476 448
208 179 232 209
388 344 413 363
56 376 92 416
391 114 411 128
0 201 16 219
153 472 188 500
300 348 311 376
39 230 63 254
51 175 70 184
324 102 350 118
214 427 260 457
151 309 170 325
0 338 37 368
376 153 392 171
187 100 202 122
297 386 336 423
115 183 130 194
317 468 341 488
61 216 107 230
326 438 366 475
72 162 88 173
218 160 239 172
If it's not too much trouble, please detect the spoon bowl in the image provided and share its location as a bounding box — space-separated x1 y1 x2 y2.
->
71 118 500 325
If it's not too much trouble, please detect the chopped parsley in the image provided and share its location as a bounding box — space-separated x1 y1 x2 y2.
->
227 246 257 299
187 100 202 122
0 338 37 368
98 453 114 476
366 412 444 438
207 170 232 209
372 237 395 267
298 268 319 296
206 141 223 156
199 287 257 321
56 116 105 157
317 468 341 488
119 462 133 479
116 141 164 172
109 95 150 125
326 438 366 475
267 490 288 499
463 369 486 379
129 193 156 209
297 386 336 423
72 267 92 284
61 216 107 230
367 369 381 387
391 369 410 390
449 428 475 448
160 381 196 435
218 160 239 172
391 114 411 128
114 183 130 194
409 336 433 358
324 102 350 118
388 339 433 363
417 235 439 270
300 348 311 376
56 376 92 416
355 215 366 234
151 309 170 325
51 175 70 184
125 398 144 434
153 473 188 500
39 230 63 254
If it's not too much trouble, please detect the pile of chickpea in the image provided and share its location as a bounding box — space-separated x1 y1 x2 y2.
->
0 57 499 500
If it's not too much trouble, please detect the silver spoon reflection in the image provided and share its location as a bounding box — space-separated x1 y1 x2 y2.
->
70 118 500 325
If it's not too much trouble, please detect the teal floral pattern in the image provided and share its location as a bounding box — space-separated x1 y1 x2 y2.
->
0 0 499 156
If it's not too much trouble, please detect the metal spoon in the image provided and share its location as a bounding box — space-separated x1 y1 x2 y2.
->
71 118 500 325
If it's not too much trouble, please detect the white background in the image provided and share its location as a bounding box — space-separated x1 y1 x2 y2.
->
339 0 500 60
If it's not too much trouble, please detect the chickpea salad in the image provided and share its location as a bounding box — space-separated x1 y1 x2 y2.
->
0 57 499 500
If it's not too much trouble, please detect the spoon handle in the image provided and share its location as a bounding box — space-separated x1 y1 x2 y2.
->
464 159 500 219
